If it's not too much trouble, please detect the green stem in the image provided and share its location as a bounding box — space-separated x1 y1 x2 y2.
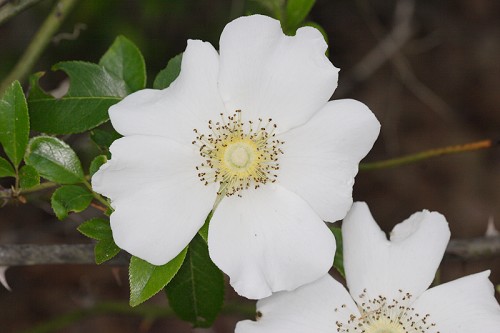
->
0 0 46 26
83 179 111 210
360 139 494 171
19 180 57 194
0 0 79 94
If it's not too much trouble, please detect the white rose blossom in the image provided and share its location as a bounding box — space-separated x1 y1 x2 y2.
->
237 202 500 332
92 15 380 299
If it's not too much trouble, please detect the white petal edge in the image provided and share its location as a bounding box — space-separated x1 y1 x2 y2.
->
277 99 380 222
92 135 217 265
412 271 500 333
208 185 335 299
236 275 359 333
342 202 450 305
218 14 339 133
108 39 226 145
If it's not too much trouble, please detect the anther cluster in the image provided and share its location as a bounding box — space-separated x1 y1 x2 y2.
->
193 110 283 197
334 289 438 333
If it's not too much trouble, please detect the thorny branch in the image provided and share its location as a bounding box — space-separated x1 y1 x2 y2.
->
0 236 499 267
0 244 129 266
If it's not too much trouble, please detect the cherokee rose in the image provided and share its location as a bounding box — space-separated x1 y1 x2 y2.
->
236 202 500 332
92 15 380 299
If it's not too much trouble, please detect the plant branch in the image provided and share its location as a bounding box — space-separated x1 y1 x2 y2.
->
0 0 79 94
337 0 414 96
360 139 494 171
0 244 129 266
0 0 46 26
1 235 499 266
21 180 58 194
445 235 500 260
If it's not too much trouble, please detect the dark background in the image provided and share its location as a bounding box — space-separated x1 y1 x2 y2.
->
0 0 499 332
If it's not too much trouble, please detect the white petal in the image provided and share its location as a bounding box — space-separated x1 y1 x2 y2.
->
108 40 226 145
218 15 339 133
342 202 450 304
413 271 500 333
208 185 335 299
92 136 217 265
236 275 359 333
277 99 380 222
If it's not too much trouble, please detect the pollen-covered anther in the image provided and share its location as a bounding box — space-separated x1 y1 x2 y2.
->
192 110 283 197
334 289 439 333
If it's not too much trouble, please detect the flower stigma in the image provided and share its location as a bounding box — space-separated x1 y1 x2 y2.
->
334 289 438 333
193 110 284 197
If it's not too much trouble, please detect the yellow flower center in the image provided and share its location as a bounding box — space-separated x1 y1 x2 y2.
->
334 290 437 333
222 140 254 169
364 317 406 333
193 110 283 197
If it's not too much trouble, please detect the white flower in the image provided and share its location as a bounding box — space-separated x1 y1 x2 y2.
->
236 202 500 332
92 15 380 299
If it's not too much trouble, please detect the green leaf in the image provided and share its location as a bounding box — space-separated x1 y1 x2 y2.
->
78 218 120 264
25 136 85 184
198 210 213 243
329 225 345 278
89 155 107 177
129 249 188 307
95 238 121 264
19 164 40 189
0 81 29 167
165 234 224 328
90 127 121 156
27 60 128 134
284 0 315 34
78 217 112 240
0 156 15 178
99 35 146 93
51 185 93 220
153 54 182 89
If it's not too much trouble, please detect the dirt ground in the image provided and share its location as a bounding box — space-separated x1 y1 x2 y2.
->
0 0 499 332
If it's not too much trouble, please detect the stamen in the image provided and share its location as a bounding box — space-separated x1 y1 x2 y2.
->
192 111 283 197
334 289 439 333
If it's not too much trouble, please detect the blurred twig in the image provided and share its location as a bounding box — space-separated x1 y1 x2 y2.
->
338 0 414 95
0 0 79 94
0 244 129 266
445 235 500 261
360 139 494 171
0 0 46 26
1 233 499 266
339 0 454 120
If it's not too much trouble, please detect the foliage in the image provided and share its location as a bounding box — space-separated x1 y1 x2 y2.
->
77 218 121 264
165 234 224 328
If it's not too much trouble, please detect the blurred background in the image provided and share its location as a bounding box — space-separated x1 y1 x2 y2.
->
0 0 499 332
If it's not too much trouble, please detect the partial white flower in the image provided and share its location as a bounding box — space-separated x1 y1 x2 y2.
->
92 15 380 299
236 202 500 332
